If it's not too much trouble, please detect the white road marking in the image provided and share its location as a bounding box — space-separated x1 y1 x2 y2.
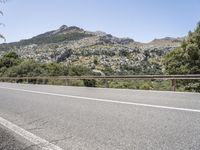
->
0 116 63 150
0 86 200 113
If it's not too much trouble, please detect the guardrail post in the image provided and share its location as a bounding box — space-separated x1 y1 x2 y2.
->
104 79 109 88
64 79 67 86
42 78 45 85
171 79 177 91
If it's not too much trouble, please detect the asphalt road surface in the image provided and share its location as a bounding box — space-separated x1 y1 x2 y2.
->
0 82 200 150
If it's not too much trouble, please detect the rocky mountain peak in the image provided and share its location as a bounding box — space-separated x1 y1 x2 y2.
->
52 25 84 35
59 25 68 31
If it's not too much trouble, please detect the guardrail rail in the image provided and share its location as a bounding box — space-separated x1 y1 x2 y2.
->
0 74 200 91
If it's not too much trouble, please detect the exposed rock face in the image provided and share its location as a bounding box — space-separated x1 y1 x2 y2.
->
0 25 183 74
56 49 72 63
53 25 84 35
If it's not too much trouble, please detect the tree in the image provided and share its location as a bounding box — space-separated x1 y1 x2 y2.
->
68 65 93 76
0 52 21 68
0 0 6 41
163 22 200 92
4 60 44 77
44 63 67 76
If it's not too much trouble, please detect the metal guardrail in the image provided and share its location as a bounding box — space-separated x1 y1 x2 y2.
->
0 74 200 91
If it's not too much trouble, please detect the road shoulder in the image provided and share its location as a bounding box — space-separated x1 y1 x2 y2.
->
0 125 36 150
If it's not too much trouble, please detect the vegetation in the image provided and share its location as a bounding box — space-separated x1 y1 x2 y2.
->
163 22 200 92
108 80 171 91
11 32 93 46
0 52 96 86
0 51 172 90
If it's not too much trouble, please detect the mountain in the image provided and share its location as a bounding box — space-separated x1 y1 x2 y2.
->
0 25 183 75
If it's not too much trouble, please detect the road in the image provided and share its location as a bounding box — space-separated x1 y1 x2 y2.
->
0 82 200 150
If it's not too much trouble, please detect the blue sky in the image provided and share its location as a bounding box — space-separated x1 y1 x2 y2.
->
1 0 200 43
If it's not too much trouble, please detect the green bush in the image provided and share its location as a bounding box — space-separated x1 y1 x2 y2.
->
83 79 96 87
140 82 152 90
